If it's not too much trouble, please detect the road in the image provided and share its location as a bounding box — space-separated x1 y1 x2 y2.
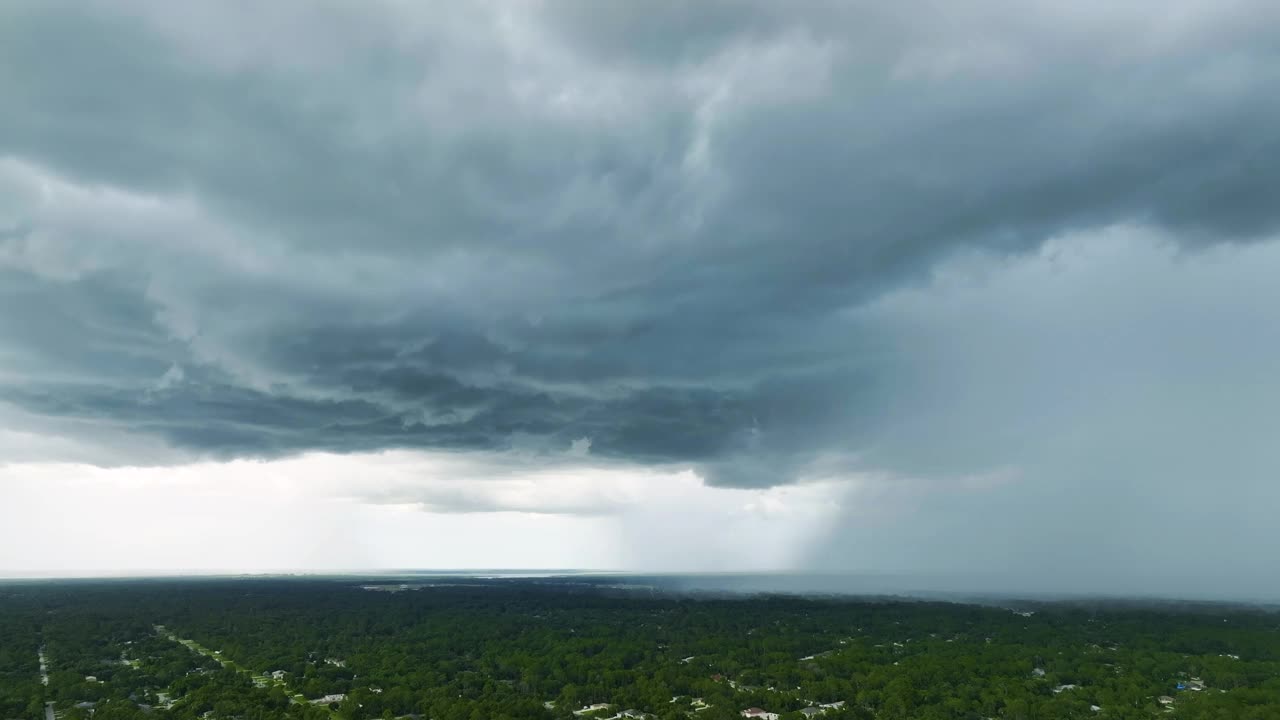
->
154 626 243 671
40 644 53 720
154 625 331 714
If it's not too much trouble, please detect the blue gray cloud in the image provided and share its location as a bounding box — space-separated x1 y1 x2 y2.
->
2 0 1279 493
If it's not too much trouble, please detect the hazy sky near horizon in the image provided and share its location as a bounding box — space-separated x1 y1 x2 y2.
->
3 1 1280 593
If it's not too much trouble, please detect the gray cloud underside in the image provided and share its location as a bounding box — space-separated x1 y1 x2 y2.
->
2 0 1279 486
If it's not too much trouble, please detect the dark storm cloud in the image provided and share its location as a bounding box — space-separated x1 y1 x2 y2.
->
1 0 1279 486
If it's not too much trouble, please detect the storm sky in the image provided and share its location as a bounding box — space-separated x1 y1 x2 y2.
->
2 0 1279 595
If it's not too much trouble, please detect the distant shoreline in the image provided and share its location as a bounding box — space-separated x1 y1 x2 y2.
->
3 570 1279 608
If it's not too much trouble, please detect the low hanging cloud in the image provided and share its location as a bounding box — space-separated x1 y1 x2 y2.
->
2 0 1280 496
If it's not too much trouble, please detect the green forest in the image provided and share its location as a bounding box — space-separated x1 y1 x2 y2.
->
2 578 1279 720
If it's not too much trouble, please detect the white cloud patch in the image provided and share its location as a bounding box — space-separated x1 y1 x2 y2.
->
0 450 848 574
152 363 185 391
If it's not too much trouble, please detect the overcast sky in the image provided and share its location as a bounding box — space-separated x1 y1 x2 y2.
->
2 0 1279 595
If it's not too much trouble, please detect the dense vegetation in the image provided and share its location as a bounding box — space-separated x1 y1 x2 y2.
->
2 578 1279 720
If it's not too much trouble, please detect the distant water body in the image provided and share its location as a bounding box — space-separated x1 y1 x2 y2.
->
4 569 1277 605
351 570 1280 606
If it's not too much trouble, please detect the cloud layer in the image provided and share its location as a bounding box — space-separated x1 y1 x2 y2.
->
2 0 1280 501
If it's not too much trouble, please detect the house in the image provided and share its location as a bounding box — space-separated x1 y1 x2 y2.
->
84 676 98 683
740 709 779 720
269 670 287 681
573 704 611 716
1031 668 1046 677
800 708 824 717
1158 696 1175 705
817 702 845 710
311 694 346 705
1052 684 1078 694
